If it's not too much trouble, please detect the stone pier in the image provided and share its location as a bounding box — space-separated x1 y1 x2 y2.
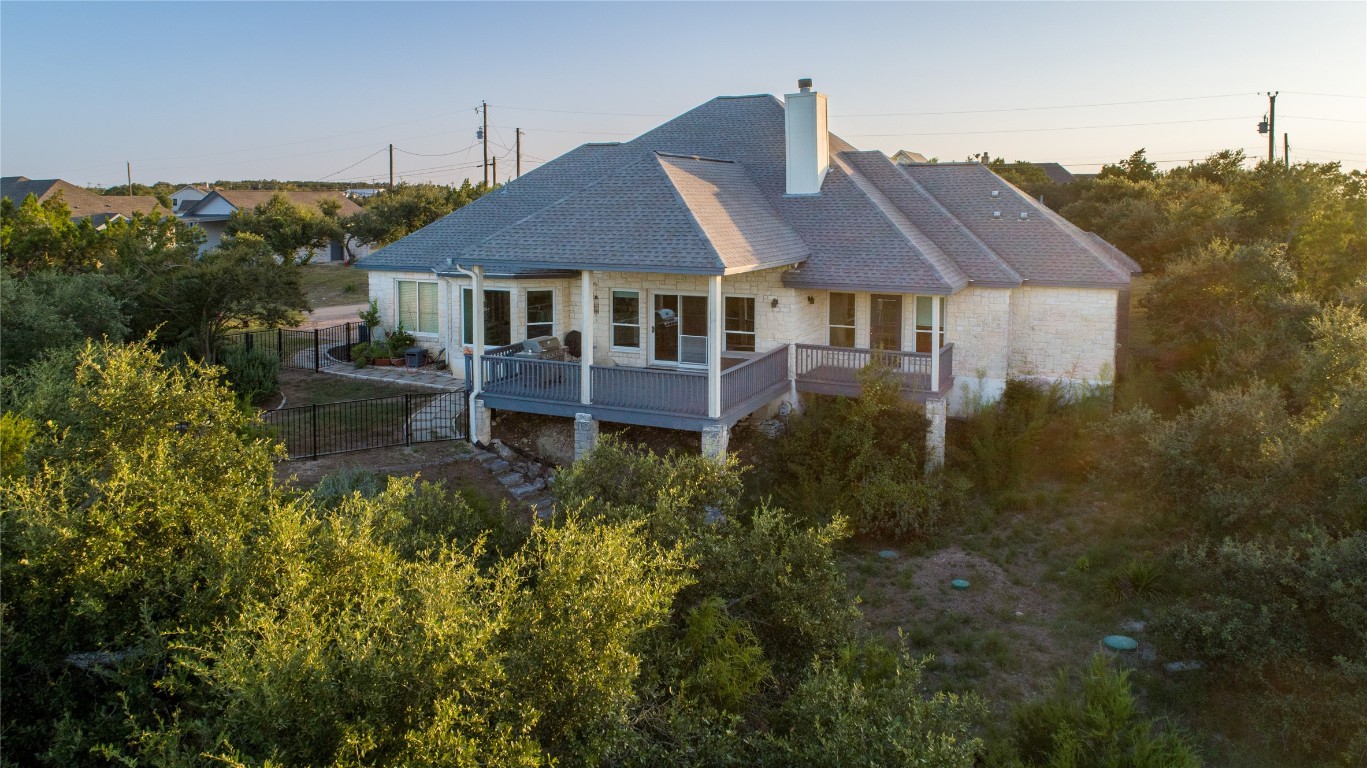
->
925 398 947 471
573 413 599 462
701 423 730 462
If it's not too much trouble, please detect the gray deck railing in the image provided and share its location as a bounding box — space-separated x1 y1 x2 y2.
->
795 343 953 394
721 346 789 409
591 364 708 416
938 344 954 392
481 355 581 403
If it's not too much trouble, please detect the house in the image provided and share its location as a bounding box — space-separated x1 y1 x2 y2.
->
356 79 1139 461
1028 162 1079 185
891 150 929 164
170 185 210 215
1 176 166 227
179 188 369 261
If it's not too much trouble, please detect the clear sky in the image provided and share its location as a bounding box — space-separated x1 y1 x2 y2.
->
2 1 1363 188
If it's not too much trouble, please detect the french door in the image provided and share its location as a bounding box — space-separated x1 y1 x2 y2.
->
652 293 709 366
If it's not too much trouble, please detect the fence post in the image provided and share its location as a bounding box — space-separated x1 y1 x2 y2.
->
277 328 284 365
313 328 321 372
245 333 254 353
311 403 318 460
404 394 412 446
346 322 353 361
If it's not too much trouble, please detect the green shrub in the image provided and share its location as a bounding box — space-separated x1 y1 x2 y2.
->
0 410 35 479
1000 654 1200 768
0 270 128 373
219 344 281 405
760 361 964 538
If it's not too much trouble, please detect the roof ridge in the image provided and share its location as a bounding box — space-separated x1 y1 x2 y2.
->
654 154 727 271
893 163 1023 284
830 152 965 291
654 151 735 164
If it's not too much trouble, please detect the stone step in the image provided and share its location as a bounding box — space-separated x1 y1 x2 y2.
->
484 458 511 474
508 476 547 499
497 471 526 488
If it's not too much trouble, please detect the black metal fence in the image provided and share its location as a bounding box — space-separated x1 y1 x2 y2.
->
223 323 370 372
262 391 466 460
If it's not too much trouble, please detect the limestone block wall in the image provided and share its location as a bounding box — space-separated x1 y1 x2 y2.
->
367 270 449 354
1007 286 1117 383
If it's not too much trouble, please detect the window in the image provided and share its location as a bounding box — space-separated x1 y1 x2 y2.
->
725 296 756 352
526 289 554 339
461 287 512 346
870 294 902 350
397 280 439 334
914 296 947 353
611 290 640 348
828 292 856 347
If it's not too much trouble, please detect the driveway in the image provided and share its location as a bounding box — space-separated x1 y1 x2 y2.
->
295 303 367 329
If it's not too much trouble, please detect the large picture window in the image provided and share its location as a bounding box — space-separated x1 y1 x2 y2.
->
462 287 512 346
611 290 640 348
526 289 554 338
725 296 756 352
914 296 947 353
397 280 439 334
828 292 856 347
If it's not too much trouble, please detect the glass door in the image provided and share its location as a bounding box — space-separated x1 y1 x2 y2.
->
870 294 903 351
653 294 709 366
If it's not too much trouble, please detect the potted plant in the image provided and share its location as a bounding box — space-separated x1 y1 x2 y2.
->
387 322 415 367
357 299 380 343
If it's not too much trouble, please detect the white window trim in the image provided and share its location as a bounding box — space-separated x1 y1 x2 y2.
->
648 289 711 368
609 288 642 352
723 294 757 353
525 287 557 339
396 279 440 337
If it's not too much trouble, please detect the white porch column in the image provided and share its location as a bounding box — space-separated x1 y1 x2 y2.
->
707 275 723 418
580 270 593 405
929 294 941 391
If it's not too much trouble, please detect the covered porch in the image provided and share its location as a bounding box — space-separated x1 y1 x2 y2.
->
794 343 954 400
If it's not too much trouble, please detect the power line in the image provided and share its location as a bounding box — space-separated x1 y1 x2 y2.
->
395 141 482 158
491 104 668 117
490 124 636 137
847 115 1254 138
1282 91 1367 99
318 147 388 181
1280 115 1367 123
840 92 1256 118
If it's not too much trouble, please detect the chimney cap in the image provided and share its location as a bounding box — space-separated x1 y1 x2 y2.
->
798 78 813 91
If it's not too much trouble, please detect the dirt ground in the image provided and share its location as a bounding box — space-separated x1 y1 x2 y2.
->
274 441 518 510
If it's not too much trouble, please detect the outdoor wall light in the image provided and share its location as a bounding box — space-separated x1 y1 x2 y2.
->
593 294 600 314
807 295 815 305
771 298 780 309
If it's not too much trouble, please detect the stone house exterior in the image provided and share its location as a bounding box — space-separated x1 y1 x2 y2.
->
356 80 1139 461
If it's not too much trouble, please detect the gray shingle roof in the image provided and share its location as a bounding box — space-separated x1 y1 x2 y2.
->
1 176 165 220
357 94 1136 291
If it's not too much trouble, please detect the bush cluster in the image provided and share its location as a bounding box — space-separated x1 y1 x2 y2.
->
218 344 281 404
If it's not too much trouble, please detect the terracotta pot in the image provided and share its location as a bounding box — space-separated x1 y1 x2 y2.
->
390 357 406 367
374 357 391 366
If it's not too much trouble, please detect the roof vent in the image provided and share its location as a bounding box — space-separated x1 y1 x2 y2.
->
990 190 1000 198
992 211 1001 218
1019 212 1029 220
798 78 813 92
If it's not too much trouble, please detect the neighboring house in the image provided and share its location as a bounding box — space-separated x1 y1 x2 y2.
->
346 188 383 200
170 185 210 215
891 150 929 164
180 189 370 261
1 176 165 227
356 80 1139 460
1029 162 1079 185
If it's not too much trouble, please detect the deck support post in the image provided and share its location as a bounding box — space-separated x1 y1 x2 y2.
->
472 398 493 445
701 423 729 462
929 295 942 393
707 275 723 418
580 270 593 405
925 397 946 471
573 412 599 462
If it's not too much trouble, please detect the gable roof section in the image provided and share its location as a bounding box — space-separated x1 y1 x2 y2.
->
183 189 361 219
1 176 164 219
901 163 1134 287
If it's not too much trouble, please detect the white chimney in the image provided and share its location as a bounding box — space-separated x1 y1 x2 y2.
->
785 78 829 196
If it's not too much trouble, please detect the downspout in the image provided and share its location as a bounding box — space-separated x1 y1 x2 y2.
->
449 262 484 438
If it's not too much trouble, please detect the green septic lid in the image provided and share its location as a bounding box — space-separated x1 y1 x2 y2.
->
1103 635 1139 651
878 550 899 559
950 579 970 590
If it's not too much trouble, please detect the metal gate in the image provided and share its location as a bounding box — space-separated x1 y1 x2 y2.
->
261 391 466 460
222 322 369 371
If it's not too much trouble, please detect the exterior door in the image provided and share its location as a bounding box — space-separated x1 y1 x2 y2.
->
870 294 903 351
652 293 708 366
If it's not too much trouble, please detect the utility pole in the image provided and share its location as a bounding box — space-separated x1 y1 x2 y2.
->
482 101 489 189
388 143 394 190
516 128 522 179
492 156 497 187
1284 134 1290 170
126 162 132 197
1266 91 1278 163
